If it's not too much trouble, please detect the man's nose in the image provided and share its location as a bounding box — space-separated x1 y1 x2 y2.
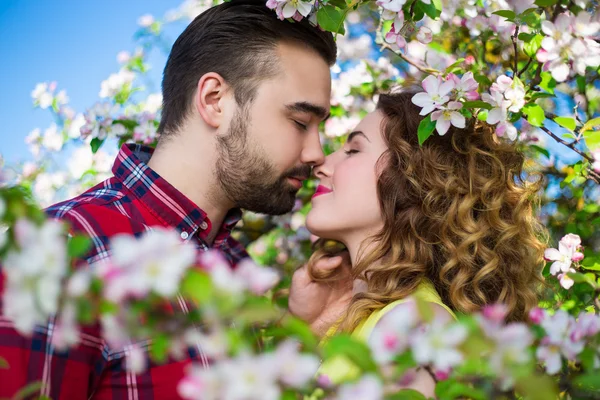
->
301 131 325 168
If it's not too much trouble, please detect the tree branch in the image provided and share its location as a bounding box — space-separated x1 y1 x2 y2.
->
380 43 441 75
539 125 593 163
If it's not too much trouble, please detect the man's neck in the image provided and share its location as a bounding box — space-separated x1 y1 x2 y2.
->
147 135 233 244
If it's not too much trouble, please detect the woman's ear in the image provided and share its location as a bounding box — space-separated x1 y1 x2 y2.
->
194 72 230 129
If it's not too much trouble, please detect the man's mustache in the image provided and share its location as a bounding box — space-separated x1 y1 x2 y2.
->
284 165 312 181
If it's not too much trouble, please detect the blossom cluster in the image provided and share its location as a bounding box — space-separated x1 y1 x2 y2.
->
544 233 585 289
537 11 600 83
411 72 479 135
178 340 319 400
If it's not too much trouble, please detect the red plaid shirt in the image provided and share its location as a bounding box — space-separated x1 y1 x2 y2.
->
0 143 248 399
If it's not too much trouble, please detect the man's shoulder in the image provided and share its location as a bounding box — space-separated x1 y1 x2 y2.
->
46 177 127 221
44 178 150 262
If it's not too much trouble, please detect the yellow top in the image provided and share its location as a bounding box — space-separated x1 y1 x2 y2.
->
317 279 456 384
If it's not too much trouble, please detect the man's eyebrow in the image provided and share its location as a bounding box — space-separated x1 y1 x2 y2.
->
347 130 370 143
285 102 331 121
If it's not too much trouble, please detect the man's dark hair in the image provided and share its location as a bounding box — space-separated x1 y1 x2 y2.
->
159 0 337 136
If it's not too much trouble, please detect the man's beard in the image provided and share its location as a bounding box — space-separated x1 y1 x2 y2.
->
215 107 311 215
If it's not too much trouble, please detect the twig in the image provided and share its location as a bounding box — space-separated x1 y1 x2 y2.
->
518 57 533 77
539 125 594 163
380 43 441 75
512 25 520 77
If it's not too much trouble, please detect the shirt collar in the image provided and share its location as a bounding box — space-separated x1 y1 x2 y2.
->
112 143 242 242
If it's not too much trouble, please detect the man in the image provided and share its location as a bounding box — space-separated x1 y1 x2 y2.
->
0 1 336 398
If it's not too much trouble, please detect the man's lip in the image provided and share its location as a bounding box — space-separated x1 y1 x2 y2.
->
312 185 332 198
287 177 304 189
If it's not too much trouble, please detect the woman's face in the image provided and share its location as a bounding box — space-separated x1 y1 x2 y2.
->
306 110 389 243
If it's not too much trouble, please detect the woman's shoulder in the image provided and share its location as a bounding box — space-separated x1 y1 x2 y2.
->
352 279 456 341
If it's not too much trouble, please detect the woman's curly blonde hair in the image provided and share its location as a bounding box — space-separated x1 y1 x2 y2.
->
307 89 547 332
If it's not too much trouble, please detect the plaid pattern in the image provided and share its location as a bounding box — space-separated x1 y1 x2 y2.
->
0 143 248 399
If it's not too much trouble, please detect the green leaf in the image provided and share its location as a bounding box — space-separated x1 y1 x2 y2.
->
317 5 346 35
11 381 43 400
435 379 487 400
432 0 443 12
581 262 600 271
0 356 8 369
530 144 550 159
417 114 436 146
524 104 545 127
529 92 555 101
477 110 488 121
322 334 378 373
554 116 577 131
585 131 600 152
280 389 298 400
150 334 170 364
181 270 213 304
538 71 556 94
387 389 428 400
582 117 600 133
520 12 538 27
415 0 439 19
515 374 559 400
90 137 105 154
523 34 543 57
535 0 558 6
67 235 92 259
462 100 492 110
474 74 492 86
444 58 465 72
492 10 516 20
577 75 586 93
277 315 318 350
518 32 536 41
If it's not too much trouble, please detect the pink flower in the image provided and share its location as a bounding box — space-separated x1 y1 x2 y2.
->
529 307 546 324
447 71 479 101
544 233 584 276
593 150 600 173
376 0 406 12
536 310 585 374
431 101 466 135
416 26 433 44
482 303 509 324
384 12 407 50
411 75 454 116
557 269 575 289
571 312 600 342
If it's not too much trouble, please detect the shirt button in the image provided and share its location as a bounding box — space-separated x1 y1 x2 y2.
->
200 221 208 230
180 231 189 240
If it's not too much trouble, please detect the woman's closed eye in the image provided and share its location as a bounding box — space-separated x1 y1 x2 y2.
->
344 149 359 156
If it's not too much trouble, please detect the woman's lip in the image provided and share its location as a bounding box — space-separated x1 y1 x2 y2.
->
312 185 332 199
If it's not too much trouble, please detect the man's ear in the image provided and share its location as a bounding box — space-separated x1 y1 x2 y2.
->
195 72 230 129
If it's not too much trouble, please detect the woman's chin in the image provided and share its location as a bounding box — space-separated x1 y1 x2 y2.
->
306 213 337 241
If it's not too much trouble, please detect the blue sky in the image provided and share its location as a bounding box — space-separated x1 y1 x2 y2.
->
0 1 579 167
0 0 183 163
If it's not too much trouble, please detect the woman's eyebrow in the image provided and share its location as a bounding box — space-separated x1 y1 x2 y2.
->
347 130 370 143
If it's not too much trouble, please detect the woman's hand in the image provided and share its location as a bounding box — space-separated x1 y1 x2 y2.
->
288 252 354 337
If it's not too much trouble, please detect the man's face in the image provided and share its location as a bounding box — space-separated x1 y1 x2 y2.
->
216 42 332 215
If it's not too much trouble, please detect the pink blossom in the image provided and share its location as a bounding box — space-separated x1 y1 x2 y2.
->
529 307 546 324
431 101 466 135
592 150 600 173
447 71 479 100
544 233 584 276
537 310 585 374
411 75 454 116
376 0 406 12
384 12 407 50
416 26 433 44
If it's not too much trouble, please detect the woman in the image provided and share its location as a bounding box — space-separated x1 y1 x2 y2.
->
288 88 547 394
